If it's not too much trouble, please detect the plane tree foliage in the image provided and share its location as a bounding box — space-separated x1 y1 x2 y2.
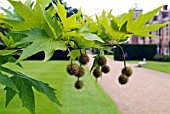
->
0 0 169 113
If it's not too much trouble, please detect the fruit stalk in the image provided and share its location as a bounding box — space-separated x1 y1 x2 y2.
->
70 40 83 55
116 44 126 68
67 46 73 64
100 43 126 68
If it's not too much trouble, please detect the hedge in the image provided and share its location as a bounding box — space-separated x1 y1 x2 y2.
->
0 45 70 60
114 44 157 60
27 50 70 60
0 44 158 61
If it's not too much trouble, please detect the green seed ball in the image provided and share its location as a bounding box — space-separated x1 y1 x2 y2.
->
122 66 133 77
75 80 84 89
93 68 102 78
98 56 107 66
75 67 85 78
78 54 89 65
66 63 79 75
118 74 129 85
101 65 110 74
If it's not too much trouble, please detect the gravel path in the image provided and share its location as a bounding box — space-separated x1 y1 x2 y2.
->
86 54 170 114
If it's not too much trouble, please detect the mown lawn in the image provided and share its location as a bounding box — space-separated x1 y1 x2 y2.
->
0 61 120 114
127 60 170 74
142 61 170 74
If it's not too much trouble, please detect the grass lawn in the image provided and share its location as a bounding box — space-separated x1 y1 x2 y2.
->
127 60 170 74
0 61 120 114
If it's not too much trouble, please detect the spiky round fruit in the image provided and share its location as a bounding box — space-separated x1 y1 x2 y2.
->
75 67 85 78
66 63 79 75
75 80 84 89
118 74 129 85
122 66 133 77
93 68 102 78
101 65 110 74
78 54 89 65
98 56 107 66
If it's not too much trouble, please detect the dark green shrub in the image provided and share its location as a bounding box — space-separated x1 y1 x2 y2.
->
153 54 170 61
153 54 164 61
114 44 157 60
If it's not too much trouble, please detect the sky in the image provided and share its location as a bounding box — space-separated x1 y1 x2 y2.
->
0 0 170 16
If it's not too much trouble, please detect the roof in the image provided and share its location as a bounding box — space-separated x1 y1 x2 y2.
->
130 3 143 11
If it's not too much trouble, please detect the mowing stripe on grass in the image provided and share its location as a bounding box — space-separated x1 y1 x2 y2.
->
58 67 120 114
0 61 120 114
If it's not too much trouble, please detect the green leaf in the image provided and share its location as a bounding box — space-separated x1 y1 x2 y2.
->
55 1 80 30
90 55 99 72
0 74 18 92
126 6 170 37
17 29 66 61
69 41 75 47
110 19 119 31
66 14 80 30
19 39 66 61
8 0 36 26
34 0 49 29
35 0 51 9
0 65 18 75
74 37 95 48
55 1 67 27
53 16 62 38
17 72 61 106
0 32 15 48
5 87 17 107
104 6 168 40
4 71 61 113
0 0 48 31
120 21 127 32
96 14 102 25
41 5 60 39
0 56 10 65
102 10 125 40
0 55 22 67
83 32 104 43
8 55 23 68
46 5 58 17
0 7 15 19
118 8 135 28
108 13 119 26
67 49 81 61
10 75 35 114
128 5 164 32
0 14 4 23
62 31 83 38
24 0 34 8
0 18 33 31
0 50 17 56
88 22 98 33
134 22 170 34
5 32 28 46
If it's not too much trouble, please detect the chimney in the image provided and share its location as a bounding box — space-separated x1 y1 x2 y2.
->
163 5 168 10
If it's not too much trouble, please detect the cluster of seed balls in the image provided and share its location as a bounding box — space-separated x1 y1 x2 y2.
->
66 54 89 89
92 56 110 79
66 54 133 89
118 66 133 84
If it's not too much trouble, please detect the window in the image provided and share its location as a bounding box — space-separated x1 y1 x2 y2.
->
156 30 159 36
